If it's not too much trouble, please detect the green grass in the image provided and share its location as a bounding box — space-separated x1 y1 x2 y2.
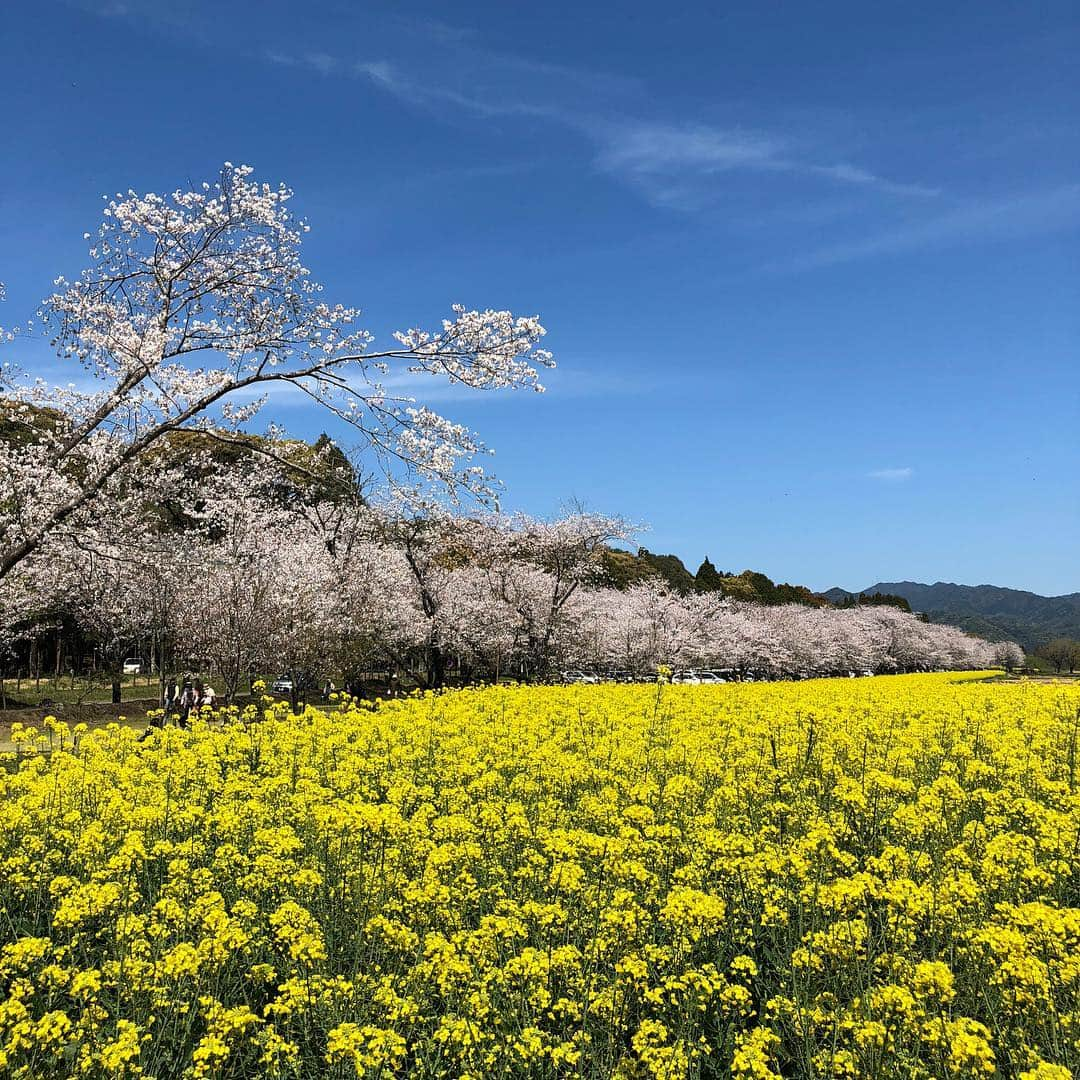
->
0 673 161 709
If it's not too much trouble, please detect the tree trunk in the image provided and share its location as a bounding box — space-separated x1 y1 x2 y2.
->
112 677 122 705
427 643 447 689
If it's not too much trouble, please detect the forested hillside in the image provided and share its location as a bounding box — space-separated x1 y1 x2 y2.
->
826 581 1080 651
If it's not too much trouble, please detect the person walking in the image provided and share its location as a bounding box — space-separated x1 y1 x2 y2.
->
140 676 178 742
178 678 196 727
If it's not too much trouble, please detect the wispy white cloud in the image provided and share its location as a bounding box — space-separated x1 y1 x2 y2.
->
772 185 1080 271
266 50 556 119
13 358 641 426
71 1 1079 266
803 162 939 198
868 467 914 482
601 125 779 168
266 50 339 76
264 36 936 210
386 15 481 46
314 57 937 207
592 122 939 206
351 59 552 119
74 0 943 216
65 0 213 39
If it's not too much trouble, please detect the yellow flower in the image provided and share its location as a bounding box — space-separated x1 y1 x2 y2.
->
326 1022 407 1075
1019 1065 1073 1080
0 672 1073 1078
98 1019 142 1072
732 1027 781 1079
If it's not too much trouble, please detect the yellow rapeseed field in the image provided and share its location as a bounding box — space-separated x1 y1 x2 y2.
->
1 673 1079 1079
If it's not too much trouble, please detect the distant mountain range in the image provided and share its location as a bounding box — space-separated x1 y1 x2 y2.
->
821 582 1080 651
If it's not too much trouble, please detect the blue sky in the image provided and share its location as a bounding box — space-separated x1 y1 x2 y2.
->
1 0 1077 594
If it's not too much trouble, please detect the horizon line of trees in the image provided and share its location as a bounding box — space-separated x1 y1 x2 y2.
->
0 442 1024 709
603 550 914 612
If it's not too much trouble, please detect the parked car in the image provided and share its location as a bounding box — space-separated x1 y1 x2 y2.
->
122 657 146 675
561 670 595 684
695 671 726 684
271 673 320 696
672 670 702 685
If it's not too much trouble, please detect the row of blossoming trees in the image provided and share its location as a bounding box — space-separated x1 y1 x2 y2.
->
0 163 1021 700
2 470 1021 700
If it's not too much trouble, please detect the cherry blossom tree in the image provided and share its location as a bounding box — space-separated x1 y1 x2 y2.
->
439 565 518 681
361 505 482 688
0 443 204 700
331 531 428 687
482 511 635 678
0 163 554 588
61 530 193 703
991 639 1025 671
605 583 720 671
175 497 343 707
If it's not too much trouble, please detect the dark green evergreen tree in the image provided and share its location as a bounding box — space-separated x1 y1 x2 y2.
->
695 557 726 593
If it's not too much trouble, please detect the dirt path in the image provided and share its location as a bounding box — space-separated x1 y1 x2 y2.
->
0 700 159 753
0 695 270 753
